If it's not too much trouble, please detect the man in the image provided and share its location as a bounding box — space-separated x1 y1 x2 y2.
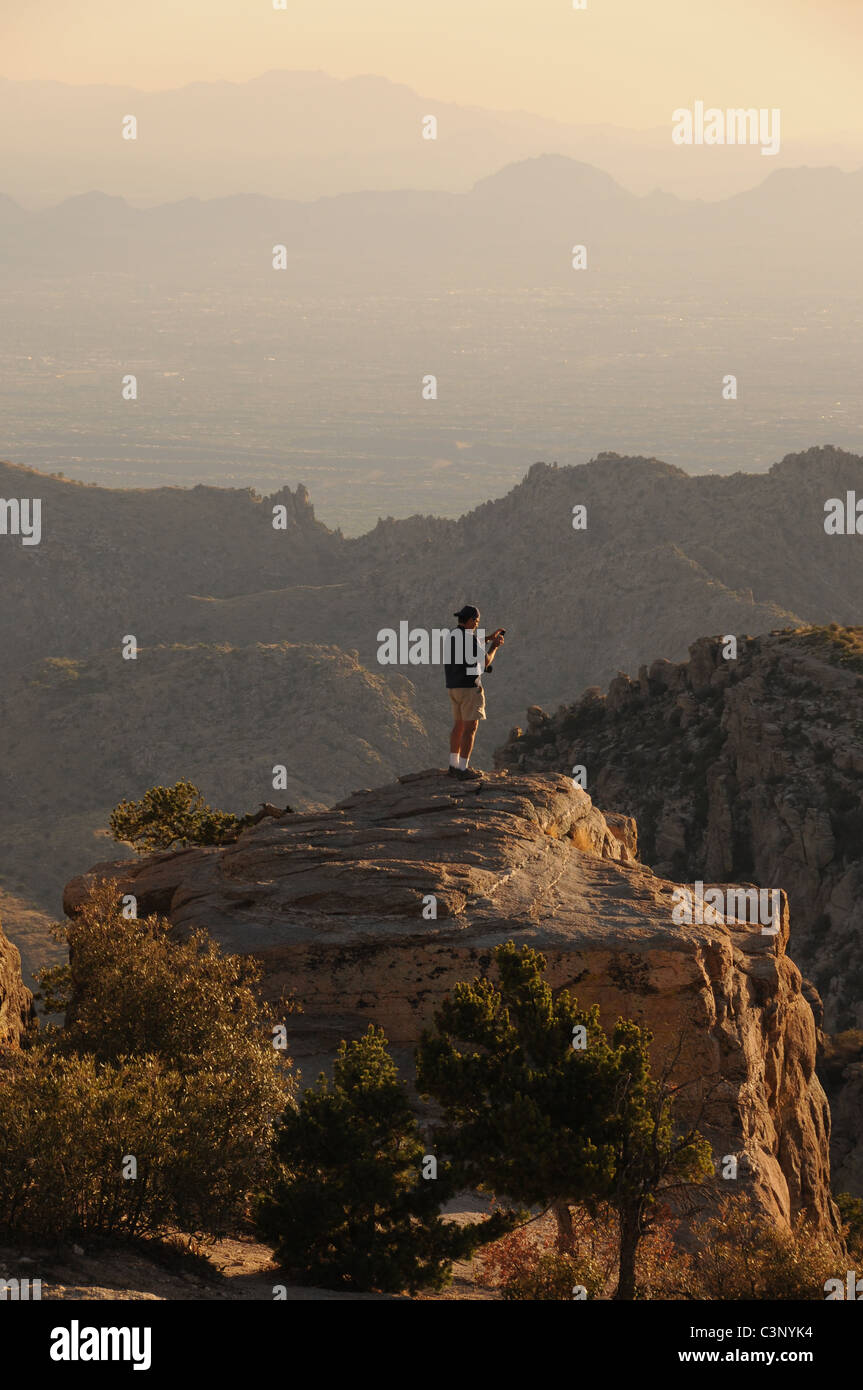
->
444 604 505 781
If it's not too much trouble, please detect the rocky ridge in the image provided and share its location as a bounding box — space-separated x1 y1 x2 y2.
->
495 625 863 1192
4 444 863 965
65 768 838 1238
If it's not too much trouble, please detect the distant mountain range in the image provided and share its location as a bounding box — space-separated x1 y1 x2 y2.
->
3 155 863 289
4 70 863 208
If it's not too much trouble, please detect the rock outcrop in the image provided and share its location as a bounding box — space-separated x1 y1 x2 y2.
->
496 625 863 1194
65 768 837 1237
0 915 35 1046
496 626 863 1037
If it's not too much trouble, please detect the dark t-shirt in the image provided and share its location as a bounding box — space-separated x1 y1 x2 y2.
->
444 625 491 689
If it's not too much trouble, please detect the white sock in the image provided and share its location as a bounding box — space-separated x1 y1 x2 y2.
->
449 753 459 768
458 756 468 770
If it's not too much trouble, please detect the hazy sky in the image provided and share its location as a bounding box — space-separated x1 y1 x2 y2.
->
2 0 861 135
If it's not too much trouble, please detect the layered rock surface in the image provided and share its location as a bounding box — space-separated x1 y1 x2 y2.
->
496 627 863 1192
65 768 837 1236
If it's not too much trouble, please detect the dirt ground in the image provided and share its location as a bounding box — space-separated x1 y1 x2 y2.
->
0 1197 512 1301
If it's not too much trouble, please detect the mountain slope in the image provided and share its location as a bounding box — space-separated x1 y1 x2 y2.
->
3 446 863 968
0 72 837 206
3 157 863 287
7 444 861 734
0 641 431 970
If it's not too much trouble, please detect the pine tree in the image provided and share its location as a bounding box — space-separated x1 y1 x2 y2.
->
256 1025 512 1294
415 941 713 1298
601 1018 714 1299
109 779 245 852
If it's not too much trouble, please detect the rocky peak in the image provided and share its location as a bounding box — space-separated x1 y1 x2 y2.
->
64 768 836 1237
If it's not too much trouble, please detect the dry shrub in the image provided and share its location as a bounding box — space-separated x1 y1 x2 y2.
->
686 1197 846 1300
473 1196 845 1301
0 881 292 1243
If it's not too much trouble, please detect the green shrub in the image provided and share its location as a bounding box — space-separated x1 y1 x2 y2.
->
502 1249 600 1301
416 941 713 1300
0 1051 279 1241
836 1193 863 1264
10 881 293 1242
41 882 290 1080
109 779 247 852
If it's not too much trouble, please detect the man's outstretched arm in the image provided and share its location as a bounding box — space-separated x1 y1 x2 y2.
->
484 633 504 671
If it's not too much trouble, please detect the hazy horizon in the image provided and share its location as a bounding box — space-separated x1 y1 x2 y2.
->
4 65 863 211
3 2 863 531
3 0 863 138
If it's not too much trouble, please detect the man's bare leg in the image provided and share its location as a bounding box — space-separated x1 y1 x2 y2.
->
459 720 479 764
450 719 464 755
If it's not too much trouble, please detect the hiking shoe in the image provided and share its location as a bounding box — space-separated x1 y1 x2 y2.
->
457 767 482 781
447 765 461 778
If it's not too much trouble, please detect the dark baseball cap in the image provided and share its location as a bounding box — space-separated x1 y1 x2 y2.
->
454 605 480 621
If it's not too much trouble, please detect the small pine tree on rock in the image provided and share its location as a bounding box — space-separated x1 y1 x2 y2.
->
109 779 247 852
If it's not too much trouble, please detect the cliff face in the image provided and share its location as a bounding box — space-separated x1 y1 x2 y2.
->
0 915 35 1046
65 768 837 1237
495 626 863 1036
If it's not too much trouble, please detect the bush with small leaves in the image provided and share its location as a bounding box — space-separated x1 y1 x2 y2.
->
6 881 293 1243
0 1050 280 1241
687 1197 844 1300
40 882 291 1082
475 1225 606 1301
836 1193 863 1265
